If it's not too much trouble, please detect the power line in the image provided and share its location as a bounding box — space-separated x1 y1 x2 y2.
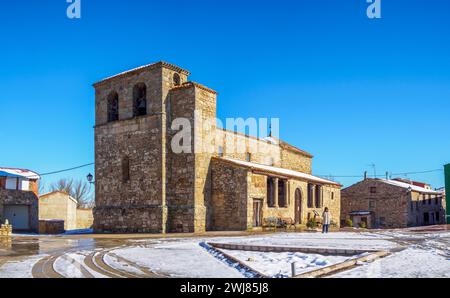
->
38 163 94 177
318 169 444 179
34 161 443 181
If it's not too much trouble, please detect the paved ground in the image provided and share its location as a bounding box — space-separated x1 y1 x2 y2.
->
0 225 448 278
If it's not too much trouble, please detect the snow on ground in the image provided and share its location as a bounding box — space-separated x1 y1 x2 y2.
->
104 253 146 276
222 249 358 278
210 232 398 250
333 247 450 278
0 255 45 278
54 251 107 278
110 241 247 278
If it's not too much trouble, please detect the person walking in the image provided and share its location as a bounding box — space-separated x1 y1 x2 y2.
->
322 207 331 234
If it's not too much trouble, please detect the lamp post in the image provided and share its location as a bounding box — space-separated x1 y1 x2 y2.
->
86 173 95 185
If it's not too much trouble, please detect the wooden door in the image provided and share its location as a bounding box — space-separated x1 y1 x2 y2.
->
253 199 263 227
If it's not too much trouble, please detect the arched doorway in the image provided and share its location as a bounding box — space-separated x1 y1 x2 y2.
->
295 188 302 224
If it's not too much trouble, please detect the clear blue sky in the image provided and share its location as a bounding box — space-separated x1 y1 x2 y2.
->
0 0 449 190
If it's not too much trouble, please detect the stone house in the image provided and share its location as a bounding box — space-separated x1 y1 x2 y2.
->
341 178 446 229
0 167 40 232
39 191 94 231
93 61 341 233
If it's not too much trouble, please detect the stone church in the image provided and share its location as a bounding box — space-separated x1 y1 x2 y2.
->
93 61 341 233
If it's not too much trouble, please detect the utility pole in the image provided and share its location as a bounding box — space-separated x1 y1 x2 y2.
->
445 164 450 224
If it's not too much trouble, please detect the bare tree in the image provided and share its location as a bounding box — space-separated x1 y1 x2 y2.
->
38 181 47 196
50 178 73 194
72 179 95 209
50 178 94 208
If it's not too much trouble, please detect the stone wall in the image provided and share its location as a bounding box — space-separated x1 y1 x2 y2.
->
94 62 192 233
93 61 339 233
167 82 217 233
215 129 282 166
280 145 312 174
39 192 78 230
39 220 65 235
342 179 445 228
211 159 341 230
166 84 197 232
211 159 249 230
213 130 313 175
0 189 39 232
341 179 410 228
76 208 94 229
407 192 446 226
0 224 12 237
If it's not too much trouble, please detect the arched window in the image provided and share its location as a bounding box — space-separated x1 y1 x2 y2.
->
107 92 119 122
173 73 181 86
133 83 147 117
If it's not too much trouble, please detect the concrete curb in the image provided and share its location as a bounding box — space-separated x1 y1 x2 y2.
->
204 243 267 278
293 251 391 278
208 242 377 256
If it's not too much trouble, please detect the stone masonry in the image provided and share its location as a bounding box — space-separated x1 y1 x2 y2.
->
93 61 342 233
0 189 39 232
341 178 446 229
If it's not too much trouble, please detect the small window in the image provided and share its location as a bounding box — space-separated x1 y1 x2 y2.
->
122 156 130 183
133 83 147 117
173 73 181 86
218 146 224 157
331 192 334 200
369 200 376 209
107 92 119 122
246 152 251 162
370 187 377 194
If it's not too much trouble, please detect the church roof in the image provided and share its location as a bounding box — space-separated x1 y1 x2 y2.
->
93 61 190 87
378 179 442 195
214 157 341 187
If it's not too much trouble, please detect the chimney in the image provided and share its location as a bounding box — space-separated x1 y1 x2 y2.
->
385 172 389 180
364 171 368 180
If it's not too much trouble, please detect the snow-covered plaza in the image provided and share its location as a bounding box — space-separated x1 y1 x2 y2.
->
0 227 449 278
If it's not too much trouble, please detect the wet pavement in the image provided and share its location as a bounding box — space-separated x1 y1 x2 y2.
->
0 225 448 278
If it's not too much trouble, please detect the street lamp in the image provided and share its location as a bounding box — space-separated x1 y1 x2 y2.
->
86 173 95 184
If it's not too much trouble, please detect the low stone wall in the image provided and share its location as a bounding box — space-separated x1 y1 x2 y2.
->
208 242 377 256
0 224 12 237
39 220 65 235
